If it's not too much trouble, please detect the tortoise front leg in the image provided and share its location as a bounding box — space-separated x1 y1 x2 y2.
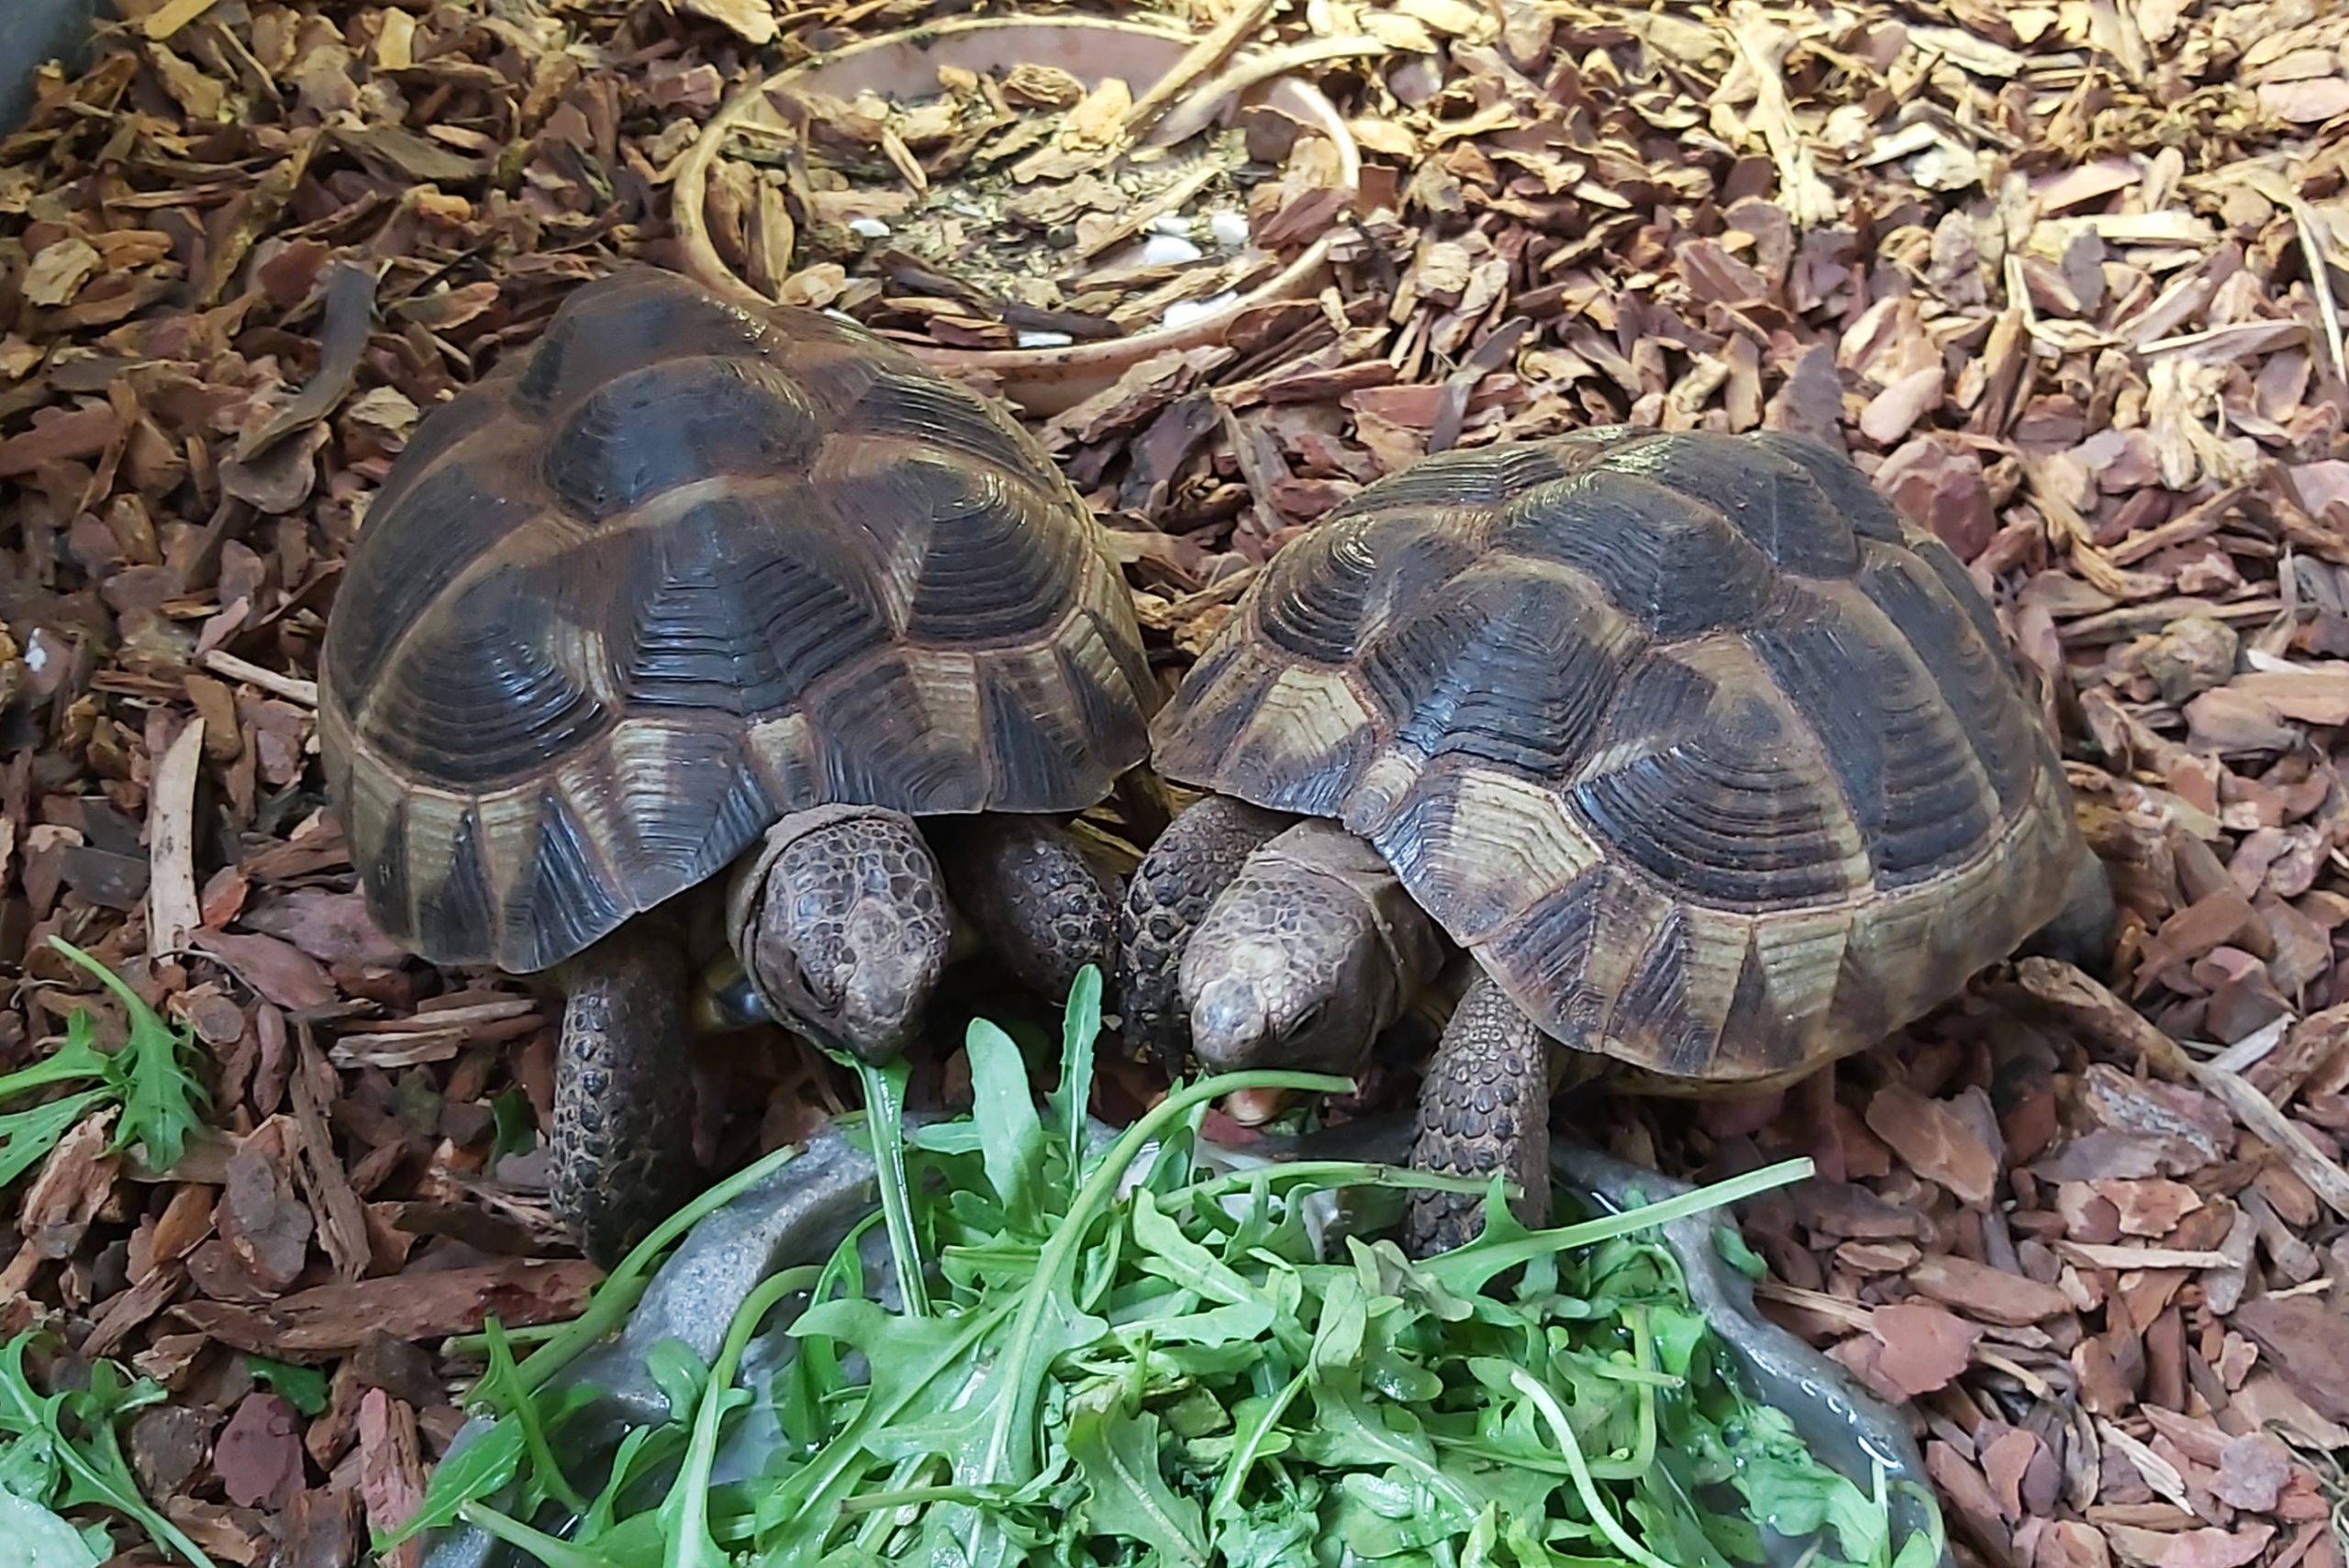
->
932 816 1119 1005
1407 970 1553 1258
1114 795 1292 1067
551 924 701 1269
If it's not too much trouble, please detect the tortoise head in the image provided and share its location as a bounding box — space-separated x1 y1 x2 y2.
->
727 805 954 1065
1177 851 1401 1078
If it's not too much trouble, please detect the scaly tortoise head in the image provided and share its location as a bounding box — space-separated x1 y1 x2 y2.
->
317 265 1156 980
1145 426 2093 1091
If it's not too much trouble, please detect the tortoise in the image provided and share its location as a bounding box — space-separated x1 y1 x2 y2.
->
1117 425 2113 1256
319 266 1156 1264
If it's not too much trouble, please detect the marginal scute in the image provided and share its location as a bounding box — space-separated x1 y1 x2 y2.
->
320 266 1152 973
508 787 629 972
808 646 990 814
1373 767 1605 942
1229 666 1379 817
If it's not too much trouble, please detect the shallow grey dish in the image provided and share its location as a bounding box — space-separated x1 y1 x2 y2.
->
421 1114 1949 1568
0 0 111 134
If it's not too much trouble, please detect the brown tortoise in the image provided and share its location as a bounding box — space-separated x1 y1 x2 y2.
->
319 267 1155 1264
1117 426 2113 1256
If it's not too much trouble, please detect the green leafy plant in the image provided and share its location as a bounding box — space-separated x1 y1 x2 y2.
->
244 1358 329 1418
395 968 1943 1568
0 1331 218 1568
0 940 212 1186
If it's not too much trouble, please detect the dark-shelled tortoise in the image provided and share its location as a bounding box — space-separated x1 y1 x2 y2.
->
1118 426 2112 1255
319 266 1155 1264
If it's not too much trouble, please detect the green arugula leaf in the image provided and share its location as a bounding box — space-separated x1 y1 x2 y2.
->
0 1333 216 1568
849 1057 928 1319
373 1381 603 1553
1065 1388 1207 1567
1046 966 1101 1188
47 939 210 1176
0 1484 105 1568
0 1012 113 1102
0 1093 117 1190
964 1016 1046 1229
243 1359 328 1418
489 1090 537 1165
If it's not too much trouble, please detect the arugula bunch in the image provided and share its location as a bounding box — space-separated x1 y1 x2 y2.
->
402 969 1942 1568
0 939 212 1187
0 1331 218 1568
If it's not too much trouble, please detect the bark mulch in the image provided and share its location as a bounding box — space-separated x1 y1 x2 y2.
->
3 1 2348 1566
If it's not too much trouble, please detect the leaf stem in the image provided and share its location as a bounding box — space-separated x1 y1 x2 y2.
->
1510 1368 1678 1568
493 1139 816 1402
1423 1158 1813 1292
662 1265 824 1568
853 1057 930 1318
457 1502 619 1568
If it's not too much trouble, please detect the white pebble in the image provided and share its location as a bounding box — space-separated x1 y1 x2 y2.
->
1142 233 1204 265
1208 209 1250 249
1150 214 1194 237
1016 329 1075 349
847 217 891 239
1160 291 1241 330
23 639 48 673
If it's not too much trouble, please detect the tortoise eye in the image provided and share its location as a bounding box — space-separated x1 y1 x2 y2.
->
1286 1001 1328 1041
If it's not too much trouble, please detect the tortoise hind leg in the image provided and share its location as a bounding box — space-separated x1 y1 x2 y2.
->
551 924 700 1269
2020 843 2114 970
1407 971 1553 1258
933 816 1119 1005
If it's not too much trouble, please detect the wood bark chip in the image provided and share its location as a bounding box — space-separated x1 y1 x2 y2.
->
147 717 206 957
175 1261 602 1358
358 1390 426 1568
2230 1296 2349 1425
215 1390 305 1510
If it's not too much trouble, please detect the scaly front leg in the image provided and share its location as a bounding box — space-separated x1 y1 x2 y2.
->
551 924 700 1268
1407 970 1553 1258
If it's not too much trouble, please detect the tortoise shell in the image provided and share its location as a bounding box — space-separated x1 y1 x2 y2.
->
1148 427 2087 1086
319 267 1155 977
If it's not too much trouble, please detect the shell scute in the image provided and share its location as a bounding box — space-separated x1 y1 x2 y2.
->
1745 581 1997 887
543 360 826 523
1495 472 1770 639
